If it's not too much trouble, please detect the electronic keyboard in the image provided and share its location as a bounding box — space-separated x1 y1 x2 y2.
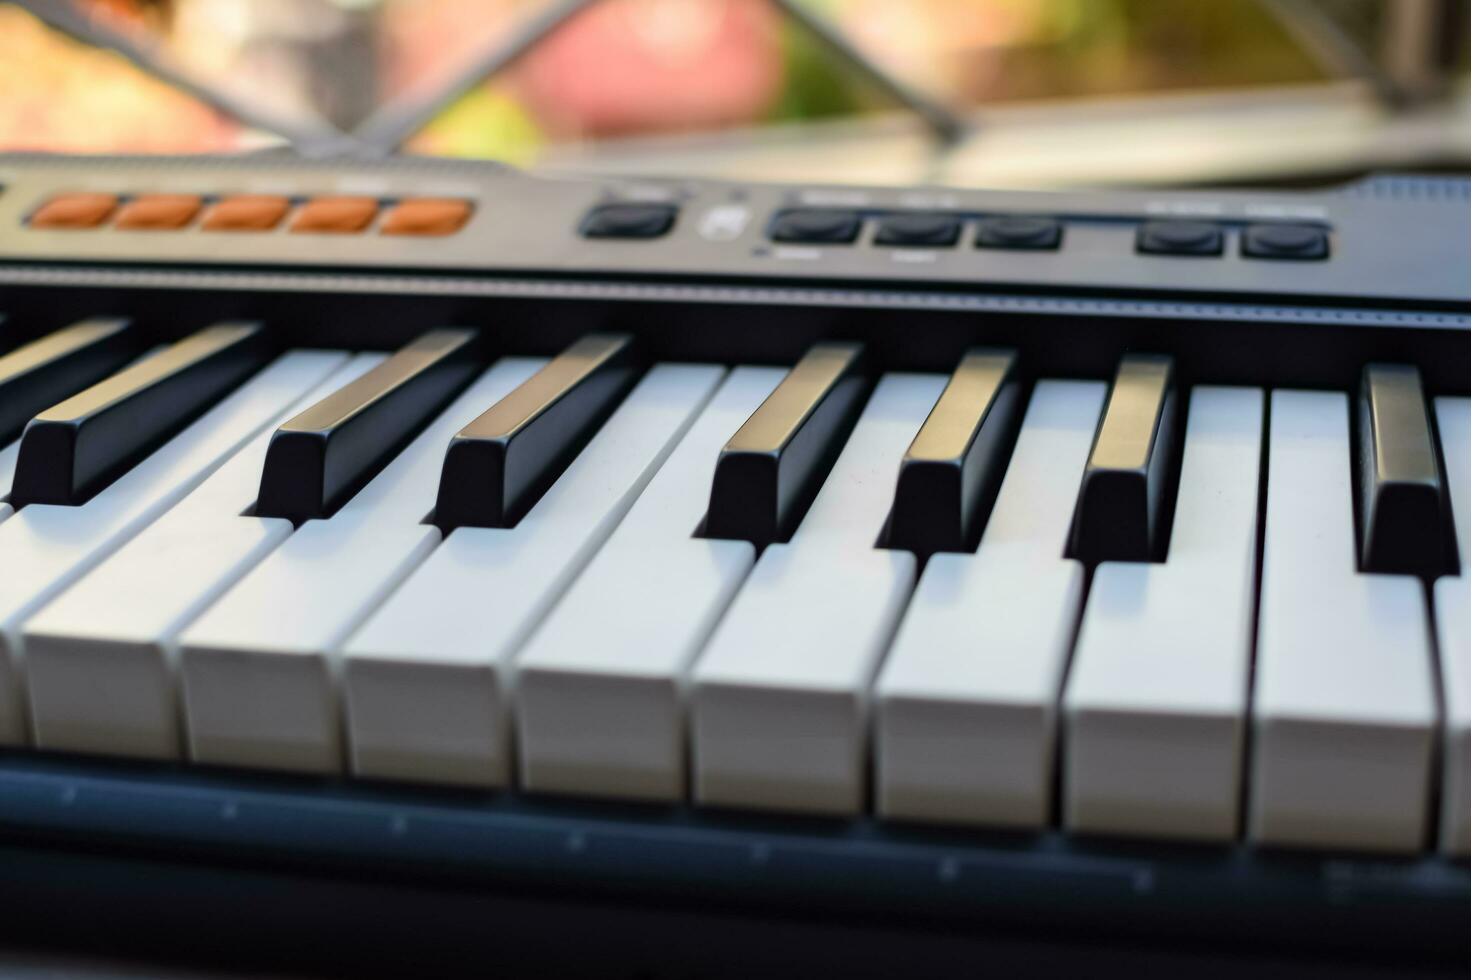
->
0 153 1470 976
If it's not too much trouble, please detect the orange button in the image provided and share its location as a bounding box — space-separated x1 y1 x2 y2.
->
115 194 203 230
29 193 118 229
202 195 292 232
290 196 378 234
380 198 473 237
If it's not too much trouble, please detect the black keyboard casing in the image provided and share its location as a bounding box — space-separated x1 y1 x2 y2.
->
0 155 1469 976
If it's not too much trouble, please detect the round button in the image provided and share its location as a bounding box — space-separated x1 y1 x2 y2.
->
28 193 118 229
1246 223 1326 254
290 196 379 234
582 204 677 239
984 216 1052 243
1137 220 1224 256
381 198 473 237
1148 221 1218 248
115 194 203 230
875 212 960 246
203 195 291 232
974 215 1062 250
769 209 862 244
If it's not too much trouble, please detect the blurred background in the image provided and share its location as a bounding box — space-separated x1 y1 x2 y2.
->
3 0 1470 189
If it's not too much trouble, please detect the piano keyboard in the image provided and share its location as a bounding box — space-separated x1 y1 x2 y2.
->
6 155 1471 964
0 313 1463 859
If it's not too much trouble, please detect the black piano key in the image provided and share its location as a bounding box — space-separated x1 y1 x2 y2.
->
885 348 1021 556
0 318 135 445
434 333 639 530
1068 353 1178 563
255 328 480 523
1357 363 1449 576
9 322 269 507
704 341 867 547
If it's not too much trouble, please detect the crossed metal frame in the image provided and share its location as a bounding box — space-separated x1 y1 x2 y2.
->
10 0 1464 160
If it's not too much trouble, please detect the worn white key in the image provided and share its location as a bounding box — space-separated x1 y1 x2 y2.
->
0 350 350 745
689 373 942 816
1063 387 1263 842
342 363 723 788
178 357 543 774
344 364 724 787
874 380 1105 827
1430 398 1471 854
1251 389 1435 853
516 367 782 801
24 354 380 759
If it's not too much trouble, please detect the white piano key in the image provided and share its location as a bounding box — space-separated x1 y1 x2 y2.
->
0 439 16 496
24 354 382 759
1250 389 1435 854
689 373 944 815
874 380 1106 827
0 438 16 525
0 349 351 745
183 517 442 772
516 367 783 801
1063 387 1263 842
1430 397 1471 854
342 363 723 788
178 357 544 774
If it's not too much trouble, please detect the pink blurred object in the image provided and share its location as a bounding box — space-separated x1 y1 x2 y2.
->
518 0 785 137
380 0 529 103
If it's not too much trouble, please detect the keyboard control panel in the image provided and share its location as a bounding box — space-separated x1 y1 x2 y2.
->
2 153 1450 307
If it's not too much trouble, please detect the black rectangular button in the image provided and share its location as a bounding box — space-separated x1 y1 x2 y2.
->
9 322 270 507
581 204 677 240
435 333 638 530
1069 354 1178 562
255 328 480 523
874 213 961 247
974 215 1061 250
1137 221 1223 257
704 341 867 546
1358 363 1449 576
0 318 135 445
768 210 862 245
885 348 1020 556
1242 223 1329 261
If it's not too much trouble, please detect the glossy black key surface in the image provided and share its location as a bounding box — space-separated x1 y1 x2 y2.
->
1357 363 1449 576
9 322 268 507
255 328 480 523
0 318 135 445
704 341 867 547
1068 353 1178 563
435 333 638 530
885 348 1020 556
